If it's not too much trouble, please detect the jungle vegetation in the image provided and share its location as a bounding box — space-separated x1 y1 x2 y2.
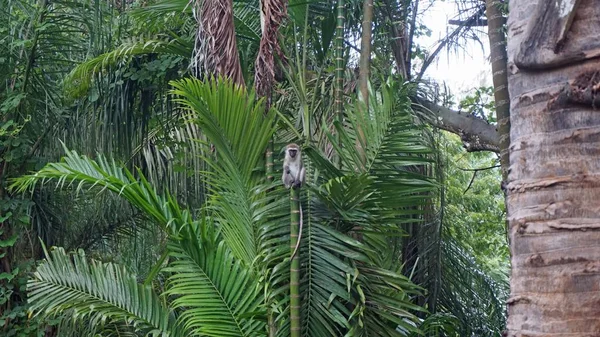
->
0 0 511 336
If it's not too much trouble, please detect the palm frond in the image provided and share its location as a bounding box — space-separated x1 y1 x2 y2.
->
64 37 193 97
130 0 192 20
131 0 260 41
298 80 436 335
171 77 278 265
28 245 178 337
10 146 190 232
349 265 425 336
436 237 507 336
297 223 367 336
233 0 262 41
165 222 266 336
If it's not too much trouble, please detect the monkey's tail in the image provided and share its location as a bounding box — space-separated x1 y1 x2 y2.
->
290 204 303 261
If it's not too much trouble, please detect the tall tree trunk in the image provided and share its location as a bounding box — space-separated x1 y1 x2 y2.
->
381 0 407 78
356 0 372 168
358 0 373 104
192 0 245 86
506 0 600 334
334 0 345 169
405 0 418 79
485 0 510 182
485 0 510 274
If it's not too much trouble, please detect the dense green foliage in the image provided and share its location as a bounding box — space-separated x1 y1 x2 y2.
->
0 0 509 336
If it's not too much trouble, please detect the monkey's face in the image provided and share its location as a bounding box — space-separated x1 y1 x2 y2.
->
288 148 298 158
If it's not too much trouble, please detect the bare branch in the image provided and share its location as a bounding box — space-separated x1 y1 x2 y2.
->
416 5 486 81
449 19 488 26
457 164 501 172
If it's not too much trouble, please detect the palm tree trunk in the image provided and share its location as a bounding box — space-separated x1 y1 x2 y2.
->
485 0 509 182
506 0 600 334
289 187 301 337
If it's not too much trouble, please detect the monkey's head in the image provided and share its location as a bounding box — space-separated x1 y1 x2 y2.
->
285 143 300 159
288 148 298 158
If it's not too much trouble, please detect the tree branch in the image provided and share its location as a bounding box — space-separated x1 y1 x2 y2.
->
416 5 486 81
416 99 500 153
449 19 487 26
458 164 500 171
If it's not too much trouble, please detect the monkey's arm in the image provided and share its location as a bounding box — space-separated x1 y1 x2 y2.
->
282 165 292 189
293 166 305 189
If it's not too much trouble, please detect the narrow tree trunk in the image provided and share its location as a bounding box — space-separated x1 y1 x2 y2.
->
485 0 510 182
334 0 345 168
266 140 274 181
356 0 372 168
405 0 418 79
381 0 407 78
334 0 344 117
506 0 600 334
358 0 373 104
485 0 510 277
289 187 301 337
254 3 289 333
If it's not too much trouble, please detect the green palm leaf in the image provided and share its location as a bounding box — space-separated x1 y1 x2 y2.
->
299 80 434 335
164 224 266 336
10 146 191 232
436 237 508 336
131 0 261 41
28 245 178 337
64 37 193 97
171 77 278 265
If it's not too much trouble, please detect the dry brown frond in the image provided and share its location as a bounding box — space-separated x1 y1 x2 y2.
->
254 0 288 102
192 0 246 86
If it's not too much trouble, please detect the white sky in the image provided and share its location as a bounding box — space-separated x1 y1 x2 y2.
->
416 1 492 101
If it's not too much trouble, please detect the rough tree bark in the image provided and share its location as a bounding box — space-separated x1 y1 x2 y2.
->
380 0 407 78
506 0 600 334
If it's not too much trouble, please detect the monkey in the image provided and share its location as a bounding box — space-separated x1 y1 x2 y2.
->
282 143 305 260
282 143 305 189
